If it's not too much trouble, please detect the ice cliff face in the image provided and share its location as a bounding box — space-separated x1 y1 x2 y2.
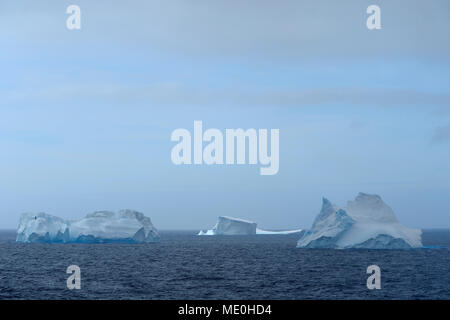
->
199 216 257 235
198 216 302 236
16 213 70 243
16 210 160 243
297 193 423 249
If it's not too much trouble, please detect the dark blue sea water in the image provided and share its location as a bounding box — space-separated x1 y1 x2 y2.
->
0 229 450 300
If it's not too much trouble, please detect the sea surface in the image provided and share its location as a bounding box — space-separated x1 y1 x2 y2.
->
0 229 450 300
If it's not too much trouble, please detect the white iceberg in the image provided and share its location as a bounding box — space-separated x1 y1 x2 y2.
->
16 210 160 243
255 228 303 235
198 216 302 236
297 193 423 249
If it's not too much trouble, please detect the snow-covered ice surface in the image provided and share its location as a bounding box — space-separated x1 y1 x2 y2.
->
198 216 302 236
198 216 257 235
255 228 303 235
16 210 160 243
297 193 423 249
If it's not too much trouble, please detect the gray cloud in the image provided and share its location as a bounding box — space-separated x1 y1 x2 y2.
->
1 0 450 62
3 83 449 110
432 125 450 143
348 120 367 130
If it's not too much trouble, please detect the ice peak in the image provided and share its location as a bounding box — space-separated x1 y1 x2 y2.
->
355 192 383 205
347 192 397 223
314 197 337 224
321 198 335 211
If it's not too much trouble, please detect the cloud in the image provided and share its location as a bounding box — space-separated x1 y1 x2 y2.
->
432 125 450 143
1 0 450 62
2 83 449 110
348 121 367 130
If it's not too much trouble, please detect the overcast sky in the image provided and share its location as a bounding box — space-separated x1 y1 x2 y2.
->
1 0 450 230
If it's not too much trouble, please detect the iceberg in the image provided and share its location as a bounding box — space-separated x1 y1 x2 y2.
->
198 216 302 236
297 193 423 249
16 210 160 243
255 228 303 235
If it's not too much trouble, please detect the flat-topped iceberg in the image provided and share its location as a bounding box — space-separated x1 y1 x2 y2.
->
297 193 422 249
198 216 302 236
16 210 160 243
199 216 257 235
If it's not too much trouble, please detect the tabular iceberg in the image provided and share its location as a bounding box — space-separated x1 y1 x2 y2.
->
16 210 160 243
297 193 423 249
198 216 302 236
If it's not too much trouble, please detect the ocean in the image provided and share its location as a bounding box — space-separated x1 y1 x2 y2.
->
0 229 449 299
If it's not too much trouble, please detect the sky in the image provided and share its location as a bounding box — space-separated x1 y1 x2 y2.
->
1 0 450 230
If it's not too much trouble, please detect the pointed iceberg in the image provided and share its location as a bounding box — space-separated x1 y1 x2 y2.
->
297 193 423 249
